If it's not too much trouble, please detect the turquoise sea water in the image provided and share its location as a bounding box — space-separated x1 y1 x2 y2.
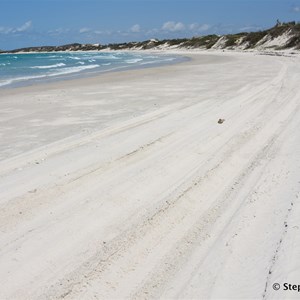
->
0 51 185 88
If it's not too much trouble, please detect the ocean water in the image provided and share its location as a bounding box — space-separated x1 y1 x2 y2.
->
0 51 185 88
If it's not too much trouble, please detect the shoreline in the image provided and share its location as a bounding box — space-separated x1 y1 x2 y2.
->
0 50 250 96
0 51 189 91
0 50 291 158
0 51 230 159
2 48 299 92
1 51 300 299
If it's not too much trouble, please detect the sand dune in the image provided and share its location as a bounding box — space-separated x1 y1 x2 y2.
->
0 51 300 299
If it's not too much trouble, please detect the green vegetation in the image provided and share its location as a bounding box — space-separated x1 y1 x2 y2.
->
3 20 300 53
243 31 266 48
181 35 219 49
224 33 246 48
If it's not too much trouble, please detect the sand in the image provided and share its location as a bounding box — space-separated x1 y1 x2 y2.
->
0 51 300 299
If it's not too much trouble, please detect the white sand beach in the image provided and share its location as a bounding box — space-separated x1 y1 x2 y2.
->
0 51 300 299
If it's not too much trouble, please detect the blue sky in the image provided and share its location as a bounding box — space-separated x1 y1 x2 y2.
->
1 0 300 50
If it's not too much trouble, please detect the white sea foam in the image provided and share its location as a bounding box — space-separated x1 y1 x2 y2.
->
31 63 66 69
68 56 81 60
140 61 158 65
141 58 176 65
47 64 100 77
0 52 180 88
0 74 47 87
0 64 100 87
83 55 120 60
0 79 14 87
125 58 143 64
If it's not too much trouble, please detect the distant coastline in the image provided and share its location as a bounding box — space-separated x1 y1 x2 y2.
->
1 22 299 54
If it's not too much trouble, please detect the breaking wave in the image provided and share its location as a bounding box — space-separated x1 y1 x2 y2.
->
0 51 183 88
30 63 66 69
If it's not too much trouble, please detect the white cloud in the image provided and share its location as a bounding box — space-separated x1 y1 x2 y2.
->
293 6 300 12
198 24 211 32
15 21 32 33
130 24 140 33
189 23 211 32
0 26 12 34
146 28 159 35
92 29 114 36
79 27 91 34
48 28 70 36
162 21 185 32
0 21 32 35
189 23 199 31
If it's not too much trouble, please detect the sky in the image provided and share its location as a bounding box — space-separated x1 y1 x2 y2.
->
0 0 300 50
